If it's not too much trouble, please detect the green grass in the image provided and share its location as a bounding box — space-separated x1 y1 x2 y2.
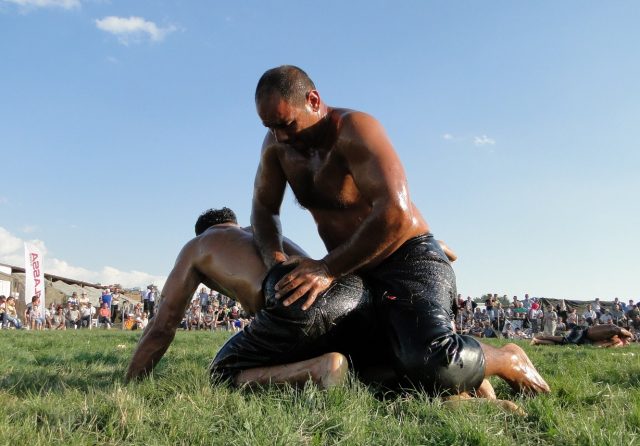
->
1 331 639 445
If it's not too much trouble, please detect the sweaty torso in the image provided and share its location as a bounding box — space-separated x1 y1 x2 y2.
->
194 226 307 314
275 108 428 253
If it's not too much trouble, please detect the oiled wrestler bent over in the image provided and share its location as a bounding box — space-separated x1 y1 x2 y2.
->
211 242 486 395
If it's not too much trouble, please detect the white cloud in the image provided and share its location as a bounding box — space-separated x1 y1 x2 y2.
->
2 0 80 10
442 133 453 140
0 226 166 289
473 135 496 146
95 16 176 45
21 225 39 234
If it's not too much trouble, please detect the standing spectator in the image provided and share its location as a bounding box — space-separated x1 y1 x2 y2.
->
583 304 597 326
464 296 475 312
522 294 532 310
146 286 156 317
141 288 149 313
101 289 112 310
98 303 112 329
613 297 625 312
68 292 79 306
4 296 22 329
528 303 542 335
543 305 558 336
111 289 122 324
78 291 90 306
557 300 568 324
198 287 210 313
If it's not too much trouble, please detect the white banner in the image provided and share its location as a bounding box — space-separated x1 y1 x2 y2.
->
24 242 45 313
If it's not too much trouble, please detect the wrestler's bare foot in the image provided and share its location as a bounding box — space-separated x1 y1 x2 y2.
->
318 352 349 389
235 352 349 389
500 344 550 395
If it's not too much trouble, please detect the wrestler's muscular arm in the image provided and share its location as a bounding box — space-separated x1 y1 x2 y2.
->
277 113 423 308
125 241 202 382
251 137 289 268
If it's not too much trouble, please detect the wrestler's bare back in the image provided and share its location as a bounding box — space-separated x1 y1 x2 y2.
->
190 224 306 314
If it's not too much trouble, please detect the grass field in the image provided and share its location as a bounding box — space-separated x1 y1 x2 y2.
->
1 330 639 445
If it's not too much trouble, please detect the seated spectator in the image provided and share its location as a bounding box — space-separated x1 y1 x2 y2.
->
502 321 515 339
481 320 498 338
556 320 567 333
45 302 56 329
25 295 44 330
136 312 149 330
469 320 484 338
124 313 137 330
51 305 66 330
583 304 597 326
188 301 202 330
79 302 92 328
513 327 530 340
599 309 614 325
3 296 22 329
630 315 640 340
65 303 81 329
214 304 228 330
0 295 5 327
203 305 216 330
578 317 589 329
98 303 112 329
610 304 626 327
566 308 578 329
226 305 243 332
626 303 640 322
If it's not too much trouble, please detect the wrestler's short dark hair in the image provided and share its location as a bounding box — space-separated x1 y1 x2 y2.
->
195 207 238 235
255 65 316 106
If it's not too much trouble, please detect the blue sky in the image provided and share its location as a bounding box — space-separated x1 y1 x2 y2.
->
1 1 638 299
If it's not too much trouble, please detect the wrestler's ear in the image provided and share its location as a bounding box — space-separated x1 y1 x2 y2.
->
306 90 321 113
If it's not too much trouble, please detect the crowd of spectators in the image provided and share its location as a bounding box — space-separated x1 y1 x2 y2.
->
455 293 640 342
3 287 637 342
0 284 251 333
178 287 252 332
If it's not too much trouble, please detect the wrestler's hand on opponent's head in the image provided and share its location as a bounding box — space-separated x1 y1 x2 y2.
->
276 256 335 311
